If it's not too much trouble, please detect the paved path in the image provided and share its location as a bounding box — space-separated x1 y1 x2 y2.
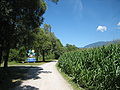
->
14 61 73 90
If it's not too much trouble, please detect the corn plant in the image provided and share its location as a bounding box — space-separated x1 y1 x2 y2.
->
58 44 120 90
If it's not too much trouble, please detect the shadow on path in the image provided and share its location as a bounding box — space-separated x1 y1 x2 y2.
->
0 65 52 90
13 85 39 90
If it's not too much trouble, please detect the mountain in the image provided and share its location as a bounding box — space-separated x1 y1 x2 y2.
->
84 39 120 48
84 41 108 48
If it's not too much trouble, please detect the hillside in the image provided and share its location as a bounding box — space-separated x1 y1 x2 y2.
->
84 39 120 48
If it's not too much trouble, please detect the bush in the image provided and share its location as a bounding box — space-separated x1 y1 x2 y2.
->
9 49 19 62
9 47 27 62
18 46 27 62
58 44 120 90
45 53 55 60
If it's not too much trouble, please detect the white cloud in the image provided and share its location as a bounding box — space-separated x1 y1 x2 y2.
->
116 22 120 29
97 26 107 32
117 22 120 26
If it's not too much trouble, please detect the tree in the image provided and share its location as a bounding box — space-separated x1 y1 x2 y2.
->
44 24 52 33
0 0 60 67
33 23 64 61
50 33 64 59
0 0 47 67
65 44 78 52
34 28 52 61
43 24 64 59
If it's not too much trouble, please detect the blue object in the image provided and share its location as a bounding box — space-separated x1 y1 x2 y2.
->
27 58 36 62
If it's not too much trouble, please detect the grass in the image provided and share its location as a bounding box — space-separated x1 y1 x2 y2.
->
8 61 46 66
0 59 57 67
56 63 84 90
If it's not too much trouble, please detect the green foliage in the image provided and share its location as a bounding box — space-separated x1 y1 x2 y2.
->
50 34 64 59
45 53 55 60
0 0 47 67
8 24 63 62
33 24 63 61
53 47 65 59
58 44 120 90
18 46 27 62
65 44 79 52
9 49 19 62
34 28 52 52
9 47 27 62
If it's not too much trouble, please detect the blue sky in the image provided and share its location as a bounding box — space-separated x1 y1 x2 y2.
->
43 0 120 47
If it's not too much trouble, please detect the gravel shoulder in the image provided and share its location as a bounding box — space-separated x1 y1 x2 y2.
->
14 61 73 90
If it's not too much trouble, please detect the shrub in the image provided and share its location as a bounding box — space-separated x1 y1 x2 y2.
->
9 47 27 62
9 49 19 62
45 53 55 60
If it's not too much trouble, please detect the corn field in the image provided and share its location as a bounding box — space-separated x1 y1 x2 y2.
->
58 44 120 90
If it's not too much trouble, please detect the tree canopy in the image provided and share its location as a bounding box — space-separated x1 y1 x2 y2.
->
0 0 59 67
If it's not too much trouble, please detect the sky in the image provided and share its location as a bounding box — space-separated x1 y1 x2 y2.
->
43 0 120 47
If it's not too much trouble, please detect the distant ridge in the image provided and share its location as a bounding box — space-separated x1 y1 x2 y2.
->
84 39 120 48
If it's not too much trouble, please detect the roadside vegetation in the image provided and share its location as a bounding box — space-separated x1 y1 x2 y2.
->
56 63 84 90
8 61 46 66
58 43 120 90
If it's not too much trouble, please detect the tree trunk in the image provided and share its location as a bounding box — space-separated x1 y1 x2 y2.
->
0 46 3 66
0 23 5 66
42 50 45 62
36 52 39 61
3 47 10 68
36 49 39 61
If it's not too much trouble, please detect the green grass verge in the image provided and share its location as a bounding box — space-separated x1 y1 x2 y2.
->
56 63 85 90
8 61 46 66
7 59 57 66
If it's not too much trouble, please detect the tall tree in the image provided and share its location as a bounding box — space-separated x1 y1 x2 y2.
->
43 24 63 59
34 28 52 61
0 0 47 67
